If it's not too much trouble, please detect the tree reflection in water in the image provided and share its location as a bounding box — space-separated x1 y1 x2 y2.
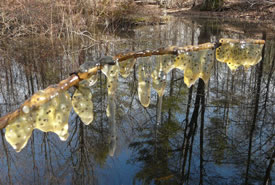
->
0 18 274 185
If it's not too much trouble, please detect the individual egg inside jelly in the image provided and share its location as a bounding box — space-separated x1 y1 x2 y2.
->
152 56 167 97
34 91 72 141
119 58 136 78
72 87 94 125
79 73 98 88
5 115 34 152
138 58 152 107
216 42 264 72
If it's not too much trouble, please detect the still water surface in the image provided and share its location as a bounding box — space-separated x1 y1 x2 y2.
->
0 17 274 185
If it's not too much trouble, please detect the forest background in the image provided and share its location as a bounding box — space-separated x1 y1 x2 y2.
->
0 0 274 39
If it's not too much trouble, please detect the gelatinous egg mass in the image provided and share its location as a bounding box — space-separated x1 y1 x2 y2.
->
29 90 49 106
79 74 98 88
162 55 175 74
106 95 116 121
102 61 119 117
119 58 136 78
102 61 119 96
5 116 34 152
174 49 214 87
200 49 215 84
216 41 264 72
72 87 94 125
138 58 152 107
34 92 72 141
152 56 168 97
5 91 72 152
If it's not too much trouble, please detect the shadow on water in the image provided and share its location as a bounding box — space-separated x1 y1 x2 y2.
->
0 17 274 185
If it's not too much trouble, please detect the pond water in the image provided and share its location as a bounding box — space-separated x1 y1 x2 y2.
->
0 17 274 185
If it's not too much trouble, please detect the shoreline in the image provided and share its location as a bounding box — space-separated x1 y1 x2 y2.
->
0 1 274 39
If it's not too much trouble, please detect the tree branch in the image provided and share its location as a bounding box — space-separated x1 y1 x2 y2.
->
0 39 265 130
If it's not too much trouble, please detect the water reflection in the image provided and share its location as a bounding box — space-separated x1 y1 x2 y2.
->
0 17 274 184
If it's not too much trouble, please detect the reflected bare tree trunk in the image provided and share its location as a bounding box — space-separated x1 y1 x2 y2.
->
156 95 163 125
168 69 175 122
223 68 230 130
30 72 35 95
30 133 39 184
80 121 85 185
185 87 193 127
264 56 274 108
215 59 219 99
25 71 31 97
260 45 274 150
4 63 11 108
244 33 266 185
1 130 12 185
181 79 204 184
70 118 95 185
186 112 197 184
43 134 50 179
108 115 117 157
99 72 105 132
199 80 205 185
8 65 15 102
182 80 193 184
263 149 275 185
185 86 193 184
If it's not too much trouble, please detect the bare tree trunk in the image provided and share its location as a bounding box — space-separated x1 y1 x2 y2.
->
201 0 223 11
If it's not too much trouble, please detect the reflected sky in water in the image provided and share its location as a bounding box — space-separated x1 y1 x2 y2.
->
0 17 274 185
